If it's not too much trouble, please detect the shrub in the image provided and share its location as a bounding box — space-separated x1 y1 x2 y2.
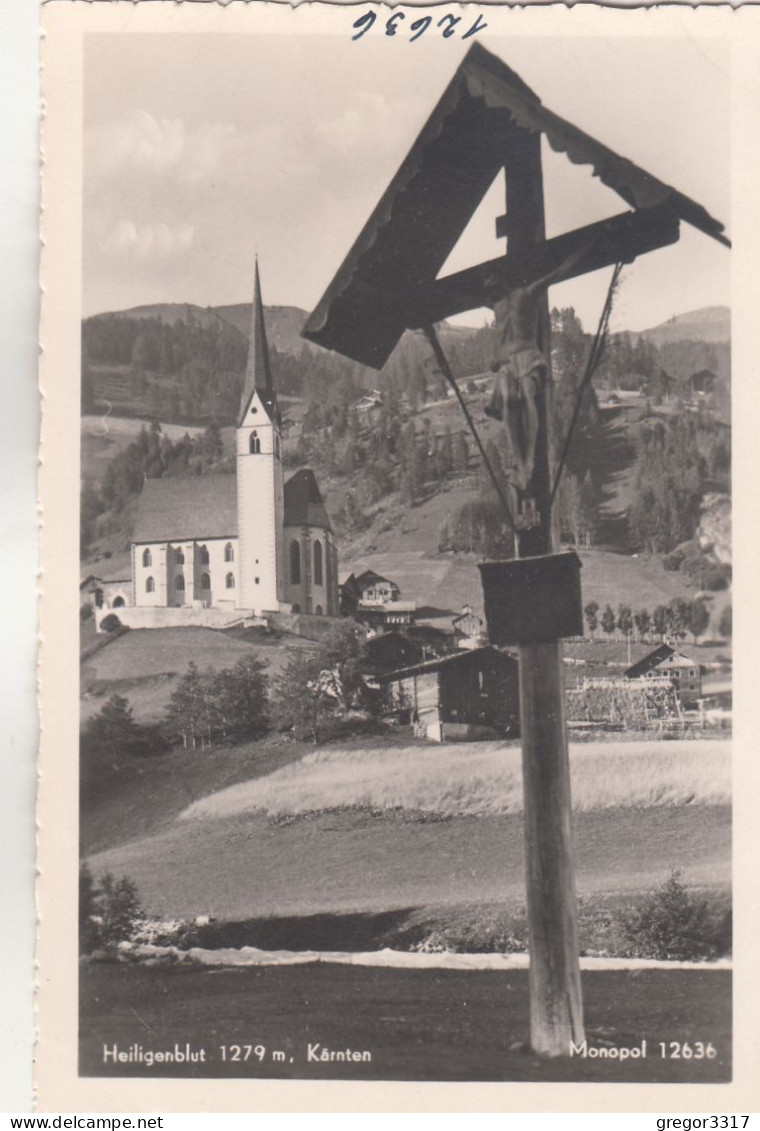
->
80 603 94 622
622 871 728 961
702 564 731 592
79 866 143 954
663 550 685 572
100 613 122 632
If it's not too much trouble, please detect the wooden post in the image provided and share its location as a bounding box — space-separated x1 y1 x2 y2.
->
504 124 585 1055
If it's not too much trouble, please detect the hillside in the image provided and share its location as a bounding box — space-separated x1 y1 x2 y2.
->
90 303 230 331
629 306 730 348
215 303 309 353
83 734 730 923
81 626 316 725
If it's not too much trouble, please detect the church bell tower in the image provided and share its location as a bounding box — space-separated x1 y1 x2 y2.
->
236 260 284 613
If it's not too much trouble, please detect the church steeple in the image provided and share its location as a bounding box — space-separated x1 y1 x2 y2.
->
238 258 279 426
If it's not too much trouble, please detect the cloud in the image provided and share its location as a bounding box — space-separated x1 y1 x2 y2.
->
101 219 195 260
314 90 395 156
87 110 237 183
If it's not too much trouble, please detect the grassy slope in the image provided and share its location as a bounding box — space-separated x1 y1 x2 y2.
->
81 626 315 725
86 803 731 922
85 736 731 923
338 547 707 627
182 740 730 821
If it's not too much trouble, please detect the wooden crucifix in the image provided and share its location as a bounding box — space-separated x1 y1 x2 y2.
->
303 41 728 1060
491 124 583 1055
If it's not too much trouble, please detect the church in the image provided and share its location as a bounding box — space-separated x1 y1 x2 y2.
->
99 264 339 628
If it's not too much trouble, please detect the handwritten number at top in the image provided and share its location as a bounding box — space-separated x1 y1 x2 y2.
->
351 11 488 42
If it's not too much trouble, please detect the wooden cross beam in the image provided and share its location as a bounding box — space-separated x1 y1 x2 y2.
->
403 204 680 328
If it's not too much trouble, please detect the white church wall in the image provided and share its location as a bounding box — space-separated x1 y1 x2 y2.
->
134 542 169 607
282 526 339 616
236 390 283 614
134 538 238 609
195 537 238 607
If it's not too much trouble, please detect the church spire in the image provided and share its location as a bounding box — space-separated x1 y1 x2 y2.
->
238 258 279 426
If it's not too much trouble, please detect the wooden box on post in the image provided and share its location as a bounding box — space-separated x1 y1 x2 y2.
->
478 551 583 645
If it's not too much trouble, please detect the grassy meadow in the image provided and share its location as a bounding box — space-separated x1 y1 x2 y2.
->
85 736 730 927
80 625 315 724
180 739 730 822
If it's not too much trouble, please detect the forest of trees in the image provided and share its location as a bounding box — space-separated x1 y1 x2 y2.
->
81 420 229 554
81 303 731 563
628 415 731 555
83 303 728 428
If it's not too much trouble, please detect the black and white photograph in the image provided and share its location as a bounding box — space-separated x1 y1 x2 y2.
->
37 1 753 1109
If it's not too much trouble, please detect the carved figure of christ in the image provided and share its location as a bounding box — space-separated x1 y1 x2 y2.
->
485 244 589 491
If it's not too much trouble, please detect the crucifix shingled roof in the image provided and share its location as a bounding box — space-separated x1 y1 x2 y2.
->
238 258 279 426
302 42 729 370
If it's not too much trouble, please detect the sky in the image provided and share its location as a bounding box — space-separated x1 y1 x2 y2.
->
83 32 731 335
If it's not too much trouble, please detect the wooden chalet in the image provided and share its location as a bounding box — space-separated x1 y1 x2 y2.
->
379 645 519 743
452 604 486 649
340 569 416 632
625 643 702 708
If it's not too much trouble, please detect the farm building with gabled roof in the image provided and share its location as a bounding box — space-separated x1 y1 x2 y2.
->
379 645 519 742
625 643 702 707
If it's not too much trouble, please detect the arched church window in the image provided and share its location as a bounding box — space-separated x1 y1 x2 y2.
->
142 548 152 568
145 576 155 593
313 540 323 587
113 597 125 609
226 572 235 589
175 575 185 592
199 546 210 565
290 540 301 585
315 605 323 616
201 573 211 591
224 543 234 563
250 432 261 455
175 549 185 565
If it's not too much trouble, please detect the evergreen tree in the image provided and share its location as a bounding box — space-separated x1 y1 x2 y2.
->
668 597 691 642
653 604 669 640
687 599 710 645
82 694 156 762
617 604 634 640
601 604 616 638
634 608 651 642
584 600 599 640
165 662 208 749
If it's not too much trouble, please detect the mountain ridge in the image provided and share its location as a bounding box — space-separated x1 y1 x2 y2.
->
88 301 731 354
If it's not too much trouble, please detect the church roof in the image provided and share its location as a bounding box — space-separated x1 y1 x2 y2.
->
283 469 332 531
238 259 279 426
303 42 729 369
134 475 238 544
132 467 331 544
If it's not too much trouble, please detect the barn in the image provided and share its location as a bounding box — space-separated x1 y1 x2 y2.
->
625 643 703 708
379 645 519 743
